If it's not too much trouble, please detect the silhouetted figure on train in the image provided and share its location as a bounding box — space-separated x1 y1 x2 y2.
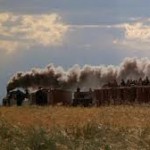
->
120 79 126 86
143 76 150 85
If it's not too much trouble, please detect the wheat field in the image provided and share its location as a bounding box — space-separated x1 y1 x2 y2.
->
0 105 150 149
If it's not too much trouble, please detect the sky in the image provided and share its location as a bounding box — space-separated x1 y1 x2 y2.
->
1 0 150 100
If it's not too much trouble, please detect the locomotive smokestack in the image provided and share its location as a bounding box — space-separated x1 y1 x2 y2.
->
7 57 150 90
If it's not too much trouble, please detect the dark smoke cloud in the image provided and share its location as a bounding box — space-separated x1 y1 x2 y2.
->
7 57 150 91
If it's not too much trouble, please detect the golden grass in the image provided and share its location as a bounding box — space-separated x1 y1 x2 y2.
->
0 105 150 129
0 105 150 149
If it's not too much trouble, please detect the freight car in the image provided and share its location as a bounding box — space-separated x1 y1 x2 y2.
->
94 86 150 106
29 88 72 106
47 89 72 105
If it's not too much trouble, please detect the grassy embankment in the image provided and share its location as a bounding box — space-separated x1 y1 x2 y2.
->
0 105 150 150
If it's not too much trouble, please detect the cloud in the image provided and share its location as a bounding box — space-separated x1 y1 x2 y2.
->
113 20 150 50
124 22 150 41
0 40 20 53
0 12 68 53
69 24 109 29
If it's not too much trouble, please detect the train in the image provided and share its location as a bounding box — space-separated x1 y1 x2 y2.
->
3 85 150 106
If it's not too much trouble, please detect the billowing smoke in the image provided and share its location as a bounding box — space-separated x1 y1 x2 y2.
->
7 57 150 91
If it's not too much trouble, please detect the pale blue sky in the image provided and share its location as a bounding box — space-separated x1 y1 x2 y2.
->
0 0 150 100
